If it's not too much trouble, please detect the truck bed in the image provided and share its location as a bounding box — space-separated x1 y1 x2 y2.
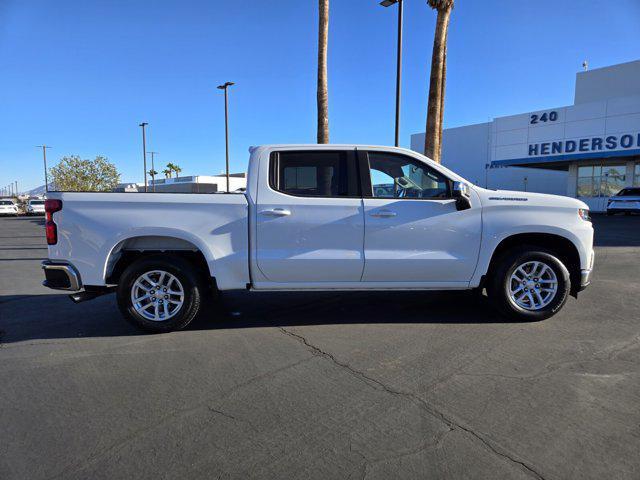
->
46 192 250 290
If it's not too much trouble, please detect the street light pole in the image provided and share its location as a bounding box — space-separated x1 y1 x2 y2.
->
148 151 158 192
217 82 235 192
380 0 403 147
36 145 51 192
139 122 149 193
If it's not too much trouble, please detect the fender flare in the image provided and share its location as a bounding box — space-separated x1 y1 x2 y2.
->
101 227 218 282
471 226 585 287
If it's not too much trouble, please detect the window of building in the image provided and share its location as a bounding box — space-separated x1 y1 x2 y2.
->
270 151 357 197
634 163 640 187
367 152 450 199
577 164 626 197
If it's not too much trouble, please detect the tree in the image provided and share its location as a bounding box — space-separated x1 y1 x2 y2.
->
166 163 182 179
317 0 330 144
424 0 454 163
50 155 120 191
163 168 172 179
148 169 158 185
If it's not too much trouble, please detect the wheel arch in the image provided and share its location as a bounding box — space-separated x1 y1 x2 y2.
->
483 232 582 297
103 233 215 287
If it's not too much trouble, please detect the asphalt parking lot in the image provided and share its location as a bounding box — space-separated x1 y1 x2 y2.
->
1 214 639 479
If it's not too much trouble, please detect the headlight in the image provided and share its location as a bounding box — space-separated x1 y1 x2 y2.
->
578 208 591 222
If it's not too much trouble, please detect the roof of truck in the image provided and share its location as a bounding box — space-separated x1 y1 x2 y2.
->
249 144 426 156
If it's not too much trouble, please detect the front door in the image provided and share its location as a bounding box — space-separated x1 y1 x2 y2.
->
255 149 365 283
360 150 482 284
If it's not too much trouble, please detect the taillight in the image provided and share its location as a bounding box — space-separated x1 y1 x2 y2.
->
45 199 62 245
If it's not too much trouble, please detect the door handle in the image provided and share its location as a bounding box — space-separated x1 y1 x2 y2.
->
261 208 291 217
370 210 397 218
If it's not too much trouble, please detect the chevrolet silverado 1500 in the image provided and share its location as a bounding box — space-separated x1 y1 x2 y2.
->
42 145 594 332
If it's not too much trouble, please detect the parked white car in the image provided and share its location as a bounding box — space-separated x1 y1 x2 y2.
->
607 187 640 215
42 145 594 332
0 199 18 216
26 199 46 215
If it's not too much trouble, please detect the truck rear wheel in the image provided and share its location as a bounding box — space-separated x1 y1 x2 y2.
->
488 247 570 321
116 255 203 333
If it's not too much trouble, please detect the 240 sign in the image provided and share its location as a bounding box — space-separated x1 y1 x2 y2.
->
530 111 558 124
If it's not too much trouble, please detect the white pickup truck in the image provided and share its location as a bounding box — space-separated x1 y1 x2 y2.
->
42 145 594 332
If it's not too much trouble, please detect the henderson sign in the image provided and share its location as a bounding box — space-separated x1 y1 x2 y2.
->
528 132 640 157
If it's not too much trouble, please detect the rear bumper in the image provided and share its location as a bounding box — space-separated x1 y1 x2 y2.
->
41 261 82 291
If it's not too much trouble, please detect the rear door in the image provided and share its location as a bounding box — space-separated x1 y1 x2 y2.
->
360 149 482 284
255 149 365 283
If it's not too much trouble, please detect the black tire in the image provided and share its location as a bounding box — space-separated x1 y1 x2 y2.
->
487 246 570 322
116 255 203 333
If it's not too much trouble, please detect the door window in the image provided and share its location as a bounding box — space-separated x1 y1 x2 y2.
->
270 151 358 197
366 152 450 199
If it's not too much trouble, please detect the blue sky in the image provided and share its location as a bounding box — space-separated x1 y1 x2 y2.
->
1 0 639 191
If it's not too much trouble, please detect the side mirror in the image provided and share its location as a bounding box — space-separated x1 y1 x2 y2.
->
452 181 471 211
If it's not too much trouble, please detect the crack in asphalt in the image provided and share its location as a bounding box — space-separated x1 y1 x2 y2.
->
278 326 547 480
207 406 238 421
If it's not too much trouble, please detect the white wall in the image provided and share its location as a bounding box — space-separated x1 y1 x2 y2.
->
411 123 568 195
575 60 640 104
411 60 640 201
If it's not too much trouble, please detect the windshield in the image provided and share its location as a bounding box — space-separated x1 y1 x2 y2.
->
617 188 640 197
0 200 15 205
30 200 45 205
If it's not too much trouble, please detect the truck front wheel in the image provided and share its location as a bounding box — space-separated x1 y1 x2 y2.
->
116 255 203 333
488 247 570 321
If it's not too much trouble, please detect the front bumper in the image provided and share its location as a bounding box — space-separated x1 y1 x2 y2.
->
578 268 592 291
575 249 594 294
42 261 82 291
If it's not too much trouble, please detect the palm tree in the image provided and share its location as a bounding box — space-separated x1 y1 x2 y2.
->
166 163 177 179
148 169 158 183
317 0 330 144
163 168 172 179
424 0 454 163
166 163 182 179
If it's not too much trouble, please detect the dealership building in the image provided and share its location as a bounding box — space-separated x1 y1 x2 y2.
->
411 60 640 211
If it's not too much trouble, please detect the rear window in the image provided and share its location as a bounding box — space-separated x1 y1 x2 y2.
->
618 188 640 196
0 200 14 205
269 150 358 197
